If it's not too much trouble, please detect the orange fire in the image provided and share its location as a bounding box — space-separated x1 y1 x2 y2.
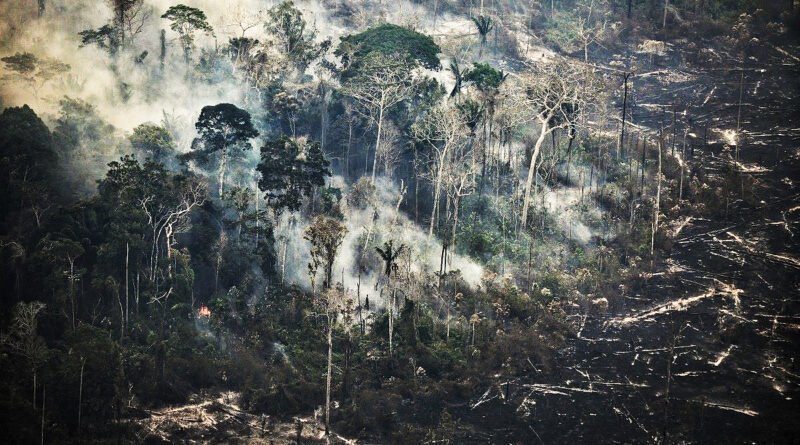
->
198 305 211 318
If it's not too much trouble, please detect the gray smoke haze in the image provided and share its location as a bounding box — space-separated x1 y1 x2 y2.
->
276 176 485 307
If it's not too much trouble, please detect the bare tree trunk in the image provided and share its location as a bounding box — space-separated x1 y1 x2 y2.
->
451 196 461 250
619 72 630 159
218 147 227 198
320 86 328 153
254 183 260 245
680 130 687 201
641 137 647 194
346 119 353 179
135 271 140 315
40 385 45 445
372 99 385 182
160 30 166 70
37 0 45 17
663 332 676 442
735 70 744 161
521 116 550 229
69 258 76 331
325 310 332 436
445 303 451 343
125 242 129 335
671 105 677 156
388 287 394 357
357 271 364 334
471 322 476 346
281 240 288 284
78 357 85 437
429 151 448 236
651 136 662 257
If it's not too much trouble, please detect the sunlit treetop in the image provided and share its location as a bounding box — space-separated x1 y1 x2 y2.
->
464 62 506 93
161 4 214 60
335 23 441 75
161 4 213 35
194 103 259 153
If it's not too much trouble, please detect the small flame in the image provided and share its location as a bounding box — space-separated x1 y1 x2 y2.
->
198 305 211 318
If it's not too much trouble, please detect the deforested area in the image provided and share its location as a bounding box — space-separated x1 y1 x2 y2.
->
0 0 798 443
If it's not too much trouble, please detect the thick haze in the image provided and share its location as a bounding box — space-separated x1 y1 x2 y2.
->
0 0 486 298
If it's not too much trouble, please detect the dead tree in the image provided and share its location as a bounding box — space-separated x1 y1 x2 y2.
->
519 60 584 229
411 103 471 236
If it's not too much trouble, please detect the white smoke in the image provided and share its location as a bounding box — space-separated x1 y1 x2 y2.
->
275 176 485 307
0 0 487 301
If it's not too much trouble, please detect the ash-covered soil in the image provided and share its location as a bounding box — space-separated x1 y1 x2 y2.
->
457 35 800 445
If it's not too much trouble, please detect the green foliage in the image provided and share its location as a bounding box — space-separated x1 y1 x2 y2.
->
0 105 57 228
189 103 258 196
161 4 214 59
449 60 465 97
78 25 117 51
227 37 260 62
257 136 330 212
463 62 505 92
543 10 583 53
55 324 125 426
0 301 49 372
129 123 175 163
193 103 259 155
457 98 483 134
319 186 343 218
375 240 406 277
53 96 116 156
336 24 441 75
304 215 347 290
347 176 377 209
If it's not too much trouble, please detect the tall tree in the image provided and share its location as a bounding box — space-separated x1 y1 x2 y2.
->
335 23 441 76
304 216 347 292
471 15 494 58
519 61 583 229
190 103 258 198
161 4 214 62
412 103 470 236
315 287 349 436
376 240 406 356
342 53 417 182
463 62 505 192
0 105 58 234
109 0 151 49
0 301 49 410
